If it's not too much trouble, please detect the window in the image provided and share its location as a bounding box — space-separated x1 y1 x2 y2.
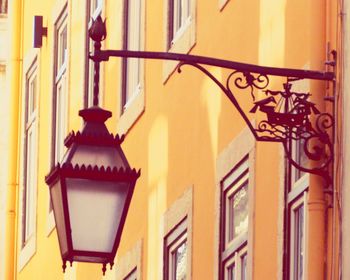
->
287 131 308 280
220 157 249 280
85 0 103 107
121 0 143 112
289 194 307 280
22 60 38 248
19 54 39 270
164 218 188 280
117 0 145 135
163 0 197 82
48 7 68 234
164 0 195 80
215 126 254 280
52 8 68 166
0 0 7 14
168 0 191 49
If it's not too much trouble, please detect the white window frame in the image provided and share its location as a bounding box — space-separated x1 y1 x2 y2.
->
163 0 196 81
164 218 188 280
48 5 69 235
53 8 68 165
118 0 145 135
223 162 249 248
18 52 39 271
122 0 143 111
224 246 247 280
288 134 309 280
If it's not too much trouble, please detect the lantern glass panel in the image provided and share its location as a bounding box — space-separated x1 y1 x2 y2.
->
66 178 130 252
50 179 69 255
68 145 127 168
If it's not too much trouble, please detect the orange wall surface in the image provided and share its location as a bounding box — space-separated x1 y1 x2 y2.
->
6 0 339 279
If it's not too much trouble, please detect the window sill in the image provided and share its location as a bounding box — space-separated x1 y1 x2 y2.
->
287 174 309 204
46 210 56 236
18 235 36 272
219 0 230 11
163 16 196 83
115 240 142 280
117 90 145 135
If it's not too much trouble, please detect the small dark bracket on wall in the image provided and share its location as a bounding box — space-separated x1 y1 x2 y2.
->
33 16 47 48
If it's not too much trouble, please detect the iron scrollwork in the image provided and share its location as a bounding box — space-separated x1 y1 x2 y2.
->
178 63 335 188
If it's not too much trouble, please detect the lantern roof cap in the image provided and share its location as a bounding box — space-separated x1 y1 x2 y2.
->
45 163 140 185
64 131 125 148
79 106 111 123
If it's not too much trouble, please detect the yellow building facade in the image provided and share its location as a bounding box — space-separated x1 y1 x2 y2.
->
2 0 344 280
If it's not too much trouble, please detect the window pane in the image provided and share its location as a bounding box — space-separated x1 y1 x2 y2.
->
241 254 247 280
87 0 102 107
294 204 304 280
91 0 98 11
58 25 67 71
294 139 306 182
174 241 187 280
227 263 235 280
169 0 190 43
229 183 248 241
25 130 33 239
123 0 142 108
55 79 66 162
29 77 37 115
165 220 188 280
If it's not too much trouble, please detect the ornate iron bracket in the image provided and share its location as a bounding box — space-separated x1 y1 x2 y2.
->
89 16 336 189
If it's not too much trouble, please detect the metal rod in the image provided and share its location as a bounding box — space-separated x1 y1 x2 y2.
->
93 41 101 106
96 49 335 81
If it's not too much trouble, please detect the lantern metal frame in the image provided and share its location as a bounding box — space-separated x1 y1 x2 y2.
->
45 103 140 274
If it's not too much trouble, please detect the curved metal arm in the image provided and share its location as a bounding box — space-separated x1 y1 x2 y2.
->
95 49 335 81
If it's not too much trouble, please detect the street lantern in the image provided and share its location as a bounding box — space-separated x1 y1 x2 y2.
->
45 106 140 274
45 14 335 276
